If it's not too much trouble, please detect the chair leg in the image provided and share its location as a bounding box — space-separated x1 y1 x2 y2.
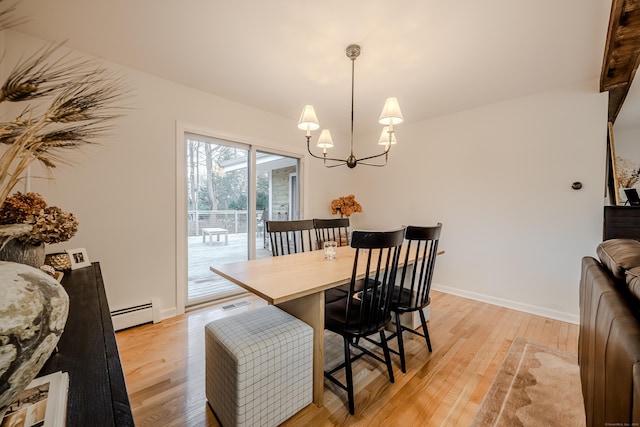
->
418 309 432 352
379 331 395 383
343 336 355 415
394 311 407 373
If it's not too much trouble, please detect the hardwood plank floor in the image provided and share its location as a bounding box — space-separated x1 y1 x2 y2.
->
115 291 581 426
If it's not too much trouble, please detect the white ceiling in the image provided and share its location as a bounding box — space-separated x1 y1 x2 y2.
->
11 0 611 136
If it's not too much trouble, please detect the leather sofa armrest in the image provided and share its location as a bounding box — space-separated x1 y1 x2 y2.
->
597 239 640 280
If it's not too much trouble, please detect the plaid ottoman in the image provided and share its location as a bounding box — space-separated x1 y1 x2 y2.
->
205 305 313 426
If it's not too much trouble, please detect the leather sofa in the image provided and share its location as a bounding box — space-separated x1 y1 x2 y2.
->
579 238 640 427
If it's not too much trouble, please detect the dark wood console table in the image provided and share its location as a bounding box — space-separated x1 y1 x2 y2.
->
39 262 134 426
603 206 640 241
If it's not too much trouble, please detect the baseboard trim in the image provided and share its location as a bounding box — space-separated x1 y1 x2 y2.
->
432 284 579 325
159 306 177 321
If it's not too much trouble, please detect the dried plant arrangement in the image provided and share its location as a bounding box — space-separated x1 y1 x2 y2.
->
330 194 362 217
0 192 78 244
616 156 640 188
0 0 127 209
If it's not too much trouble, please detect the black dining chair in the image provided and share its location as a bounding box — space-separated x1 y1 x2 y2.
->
266 219 316 256
387 223 442 373
313 218 350 248
324 228 405 414
314 218 353 303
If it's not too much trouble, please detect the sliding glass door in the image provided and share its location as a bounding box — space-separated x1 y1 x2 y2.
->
185 133 249 305
183 133 301 307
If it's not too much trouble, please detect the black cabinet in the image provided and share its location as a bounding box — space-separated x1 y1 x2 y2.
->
603 206 640 241
38 262 134 426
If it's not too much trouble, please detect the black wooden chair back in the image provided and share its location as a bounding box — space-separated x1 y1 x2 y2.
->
323 228 405 414
395 224 442 311
313 218 350 248
266 219 316 256
344 229 405 335
388 223 442 373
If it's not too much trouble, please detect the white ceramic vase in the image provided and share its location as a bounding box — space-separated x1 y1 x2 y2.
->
0 261 69 419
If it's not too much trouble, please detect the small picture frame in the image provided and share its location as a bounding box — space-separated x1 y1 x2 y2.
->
66 248 91 270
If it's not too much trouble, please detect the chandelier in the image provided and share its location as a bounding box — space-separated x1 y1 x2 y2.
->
297 44 403 169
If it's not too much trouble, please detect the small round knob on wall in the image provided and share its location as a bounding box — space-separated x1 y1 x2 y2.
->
571 182 582 190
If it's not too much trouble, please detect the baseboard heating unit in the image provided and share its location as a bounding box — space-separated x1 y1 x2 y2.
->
111 298 160 331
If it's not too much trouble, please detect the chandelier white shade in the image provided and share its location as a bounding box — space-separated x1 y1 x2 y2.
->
379 98 404 126
317 129 334 149
298 44 403 168
297 105 320 134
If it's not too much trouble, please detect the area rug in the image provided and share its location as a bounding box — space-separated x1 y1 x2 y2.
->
471 337 585 427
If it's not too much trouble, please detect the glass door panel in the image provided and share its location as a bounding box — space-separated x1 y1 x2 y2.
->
255 151 300 258
186 134 249 305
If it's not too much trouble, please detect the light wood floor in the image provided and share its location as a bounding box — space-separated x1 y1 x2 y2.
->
115 291 580 427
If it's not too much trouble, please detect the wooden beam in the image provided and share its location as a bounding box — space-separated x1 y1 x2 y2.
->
601 0 640 123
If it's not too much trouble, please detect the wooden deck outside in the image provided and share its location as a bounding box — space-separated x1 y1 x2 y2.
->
188 231 271 305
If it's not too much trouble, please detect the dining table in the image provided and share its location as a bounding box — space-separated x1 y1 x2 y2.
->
209 244 429 406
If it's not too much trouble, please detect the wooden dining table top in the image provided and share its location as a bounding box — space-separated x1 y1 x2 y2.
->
210 245 429 305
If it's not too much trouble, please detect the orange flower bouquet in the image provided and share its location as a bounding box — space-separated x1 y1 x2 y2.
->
330 194 362 217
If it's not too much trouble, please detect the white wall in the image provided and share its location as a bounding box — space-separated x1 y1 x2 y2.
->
614 127 640 159
5 30 608 324
352 81 607 322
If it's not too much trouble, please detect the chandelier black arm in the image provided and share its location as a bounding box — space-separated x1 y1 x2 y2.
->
357 157 388 167
306 137 348 165
351 145 391 163
324 160 348 168
306 136 392 167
